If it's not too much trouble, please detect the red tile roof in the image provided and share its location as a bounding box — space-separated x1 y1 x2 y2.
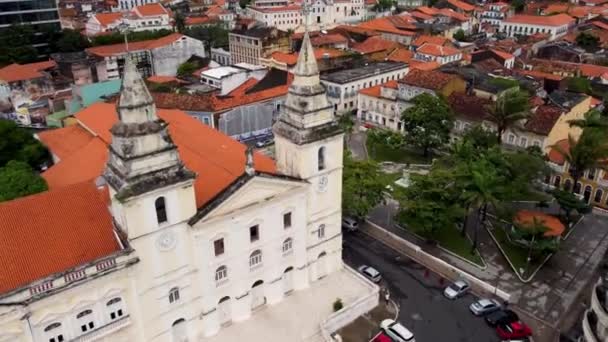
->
592 21 608 31
524 105 563 135
86 33 184 57
353 36 402 54
410 11 433 20
547 138 569 165
358 80 399 98
416 43 461 56
37 125 94 161
386 48 414 63
310 33 348 46
503 14 574 26
514 210 565 237
409 60 441 71
447 0 475 11
94 12 123 27
358 16 416 36
270 48 345 66
447 92 492 122
0 61 57 83
41 103 276 208
490 48 514 60
437 8 469 21
134 3 168 16
401 69 459 89
518 69 564 81
412 35 449 47
0 181 121 294
147 75 183 84
185 15 218 26
416 6 439 15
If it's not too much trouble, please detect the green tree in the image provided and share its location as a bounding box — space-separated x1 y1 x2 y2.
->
551 131 608 195
184 24 229 48
453 29 466 42
511 0 525 12
53 29 91 53
576 32 600 52
177 62 198 78
397 168 464 237
552 189 590 226
342 152 386 219
0 161 48 202
374 0 395 11
486 88 529 144
566 77 592 94
174 12 186 33
511 216 559 274
0 119 49 169
338 113 354 143
461 125 498 152
401 93 454 157
0 25 38 66
568 109 608 131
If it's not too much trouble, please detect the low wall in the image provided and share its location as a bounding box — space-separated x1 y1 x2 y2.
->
364 221 511 302
321 266 380 341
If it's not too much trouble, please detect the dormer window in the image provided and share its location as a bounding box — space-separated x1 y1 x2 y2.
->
318 147 326 171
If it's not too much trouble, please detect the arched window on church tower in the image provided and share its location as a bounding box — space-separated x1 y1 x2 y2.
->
155 197 167 224
318 147 326 171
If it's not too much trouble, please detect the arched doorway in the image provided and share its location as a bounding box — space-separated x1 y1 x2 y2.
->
317 252 327 279
171 318 187 342
554 176 561 188
251 280 265 310
283 267 294 295
574 182 582 194
564 179 572 192
218 296 232 326
584 185 592 203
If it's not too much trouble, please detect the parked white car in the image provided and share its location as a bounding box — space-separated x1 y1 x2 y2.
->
443 280 470 299
357 265 382 283
380 319 415 342
469 298 501 316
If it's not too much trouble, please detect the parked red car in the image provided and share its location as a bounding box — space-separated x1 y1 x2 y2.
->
371 332 392 342
496 321 532 339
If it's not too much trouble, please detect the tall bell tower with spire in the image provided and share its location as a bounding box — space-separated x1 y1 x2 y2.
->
272 23 345 279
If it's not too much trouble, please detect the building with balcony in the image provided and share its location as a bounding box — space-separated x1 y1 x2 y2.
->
321 61 409 114
479 2 512 26
228 26 290 65
0 32 377 342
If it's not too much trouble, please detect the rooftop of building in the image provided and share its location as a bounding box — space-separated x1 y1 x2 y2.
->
502 13 574 26
548 90 588 110
86 33 186 57
524 105 563 135
416 42 461 56
0 60 57 83
352 36 403 55
320 61 407 84
400 68 461 90
447 92 492 122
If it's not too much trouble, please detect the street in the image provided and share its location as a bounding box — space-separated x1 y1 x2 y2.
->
343 230 499 342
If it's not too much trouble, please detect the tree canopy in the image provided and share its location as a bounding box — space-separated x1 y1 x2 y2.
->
51 29 91 53
453 29 466 42
184 24 229 48
0 25 39 66
91 29 174 46
177 61 198 78
401 93 453 156
0 161 48 202
486 88 529 144
0 119 49 169
576 32 600 52
342 152 386 219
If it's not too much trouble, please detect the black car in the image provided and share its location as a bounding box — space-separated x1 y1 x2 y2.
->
485 309 519 327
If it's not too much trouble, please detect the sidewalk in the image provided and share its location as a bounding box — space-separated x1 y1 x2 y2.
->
367 203 608 341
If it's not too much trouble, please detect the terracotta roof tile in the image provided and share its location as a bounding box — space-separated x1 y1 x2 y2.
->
503 14 574 26
447 92 492 121
524 105 563 135
386 48 414 63
401 68 458 89
358 80 399 98
86 33 184 57
358 16 416 36
490 48 514 60
412 35 449 47
416 43 461 56
416 6 438 15
409 60 441 71
37 125 94 161
43 103 276 208
147 75 184 84
0 61 57 83
410 11 433 20
310 33 348 46
0 181 121 294
353 36 402 54
185 16 218 26
94 12 123 27
134 3 169 16
514 210 565 237
437 8 469 21
547 138 569 165
447 0 475 11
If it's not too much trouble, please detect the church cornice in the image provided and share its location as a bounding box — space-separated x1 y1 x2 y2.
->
110 119 168 138
273 119 343 146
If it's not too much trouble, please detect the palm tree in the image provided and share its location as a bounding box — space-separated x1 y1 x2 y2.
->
568 109 608 131
174 12 186 33
551 131 608 195
486 89 529 145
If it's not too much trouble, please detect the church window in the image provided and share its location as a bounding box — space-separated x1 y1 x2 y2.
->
214 238 225 256
107 297 124 320
595 189 603 203
282 238 293 254
77 309 95 333
45 322 64 342
283 212 292 229
250 250 263 268
215 266 228 282
318 147 326 171
169 287 180 304
155 197 167 224
318 224 325 239
250 225 260 242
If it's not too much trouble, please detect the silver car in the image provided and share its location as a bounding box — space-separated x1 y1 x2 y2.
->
443 280 470 299
380 319 415 342
357 265 382 283
470 298 501 316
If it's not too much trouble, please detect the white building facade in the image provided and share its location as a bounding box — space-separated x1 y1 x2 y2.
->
499 14 574 40
0 29 376 342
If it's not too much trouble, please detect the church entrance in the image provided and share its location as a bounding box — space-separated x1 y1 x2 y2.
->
317 252 327 279
218 296 232 326
251 280 266 311
283 267 294 294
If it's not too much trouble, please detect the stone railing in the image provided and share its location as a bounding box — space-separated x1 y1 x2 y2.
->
70 315 131 342
320 266 379 341
583 309 600 342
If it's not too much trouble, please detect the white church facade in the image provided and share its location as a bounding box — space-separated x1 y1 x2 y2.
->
0 30 377 342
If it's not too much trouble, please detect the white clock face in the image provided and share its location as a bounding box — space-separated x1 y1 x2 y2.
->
156 231 177 251
318 175 328 193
